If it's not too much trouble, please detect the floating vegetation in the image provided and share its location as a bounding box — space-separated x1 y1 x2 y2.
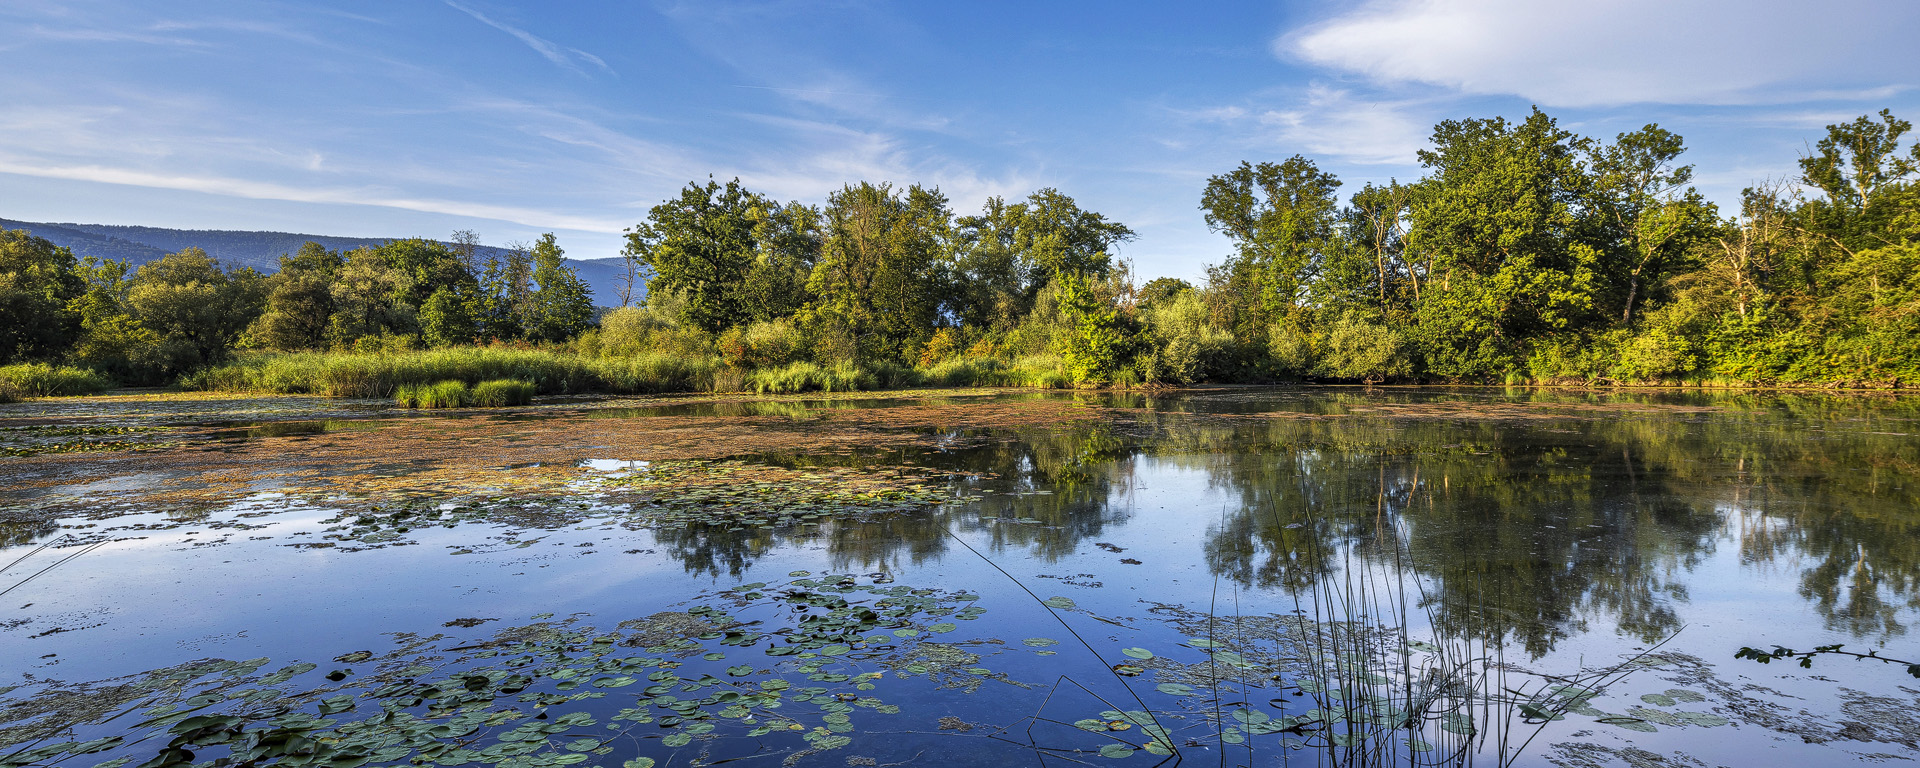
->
303 459 982 550
600 459 982 529
0 576 1010 768
0 425 172 458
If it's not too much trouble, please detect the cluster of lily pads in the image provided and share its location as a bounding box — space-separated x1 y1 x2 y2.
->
0 574 1013 768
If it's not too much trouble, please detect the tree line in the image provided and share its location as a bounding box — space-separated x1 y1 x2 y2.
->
0 232 592 384
3 107 1916 388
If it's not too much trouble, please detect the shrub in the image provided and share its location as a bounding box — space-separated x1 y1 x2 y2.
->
1613 329 1700 382
1314 311 1413 382
1267 324 1318 378
599 305 711 358
0 363 113 396
1141 291 1234 385
718 319 808 368
0 381 20 404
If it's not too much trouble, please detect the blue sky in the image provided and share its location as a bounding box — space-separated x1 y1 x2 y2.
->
2 0 1915 281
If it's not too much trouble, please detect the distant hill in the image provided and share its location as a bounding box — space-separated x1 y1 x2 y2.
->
0 218 642 307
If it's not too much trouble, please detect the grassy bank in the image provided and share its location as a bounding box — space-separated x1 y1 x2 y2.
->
180 347 1078 398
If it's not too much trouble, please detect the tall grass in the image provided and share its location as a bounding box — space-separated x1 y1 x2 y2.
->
188 348 710 398
591 353 717 394
921 355 1071 388
0 363 113 397
186 346 1081 398
744 361 874 393
395 380 471 409
471 379 535 407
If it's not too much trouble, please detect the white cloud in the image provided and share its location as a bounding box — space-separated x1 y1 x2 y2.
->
1286 0 1920 107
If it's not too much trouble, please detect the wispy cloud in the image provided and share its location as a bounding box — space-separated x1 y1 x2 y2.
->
442 1 613 76
0 157 628 234
1172 85 1433 165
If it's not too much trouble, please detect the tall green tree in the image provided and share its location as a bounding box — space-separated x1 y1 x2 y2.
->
807 182 953 362
127 248 267 372
1201 157 1343 335
953 190 1134 330
477 243 534 341
1407 109 1598 377
526 233 594 342
0 229 84 363
1585 125 1717 325
249 242 343 350
625 178 762 333
327 247 415 347
67 256 157 380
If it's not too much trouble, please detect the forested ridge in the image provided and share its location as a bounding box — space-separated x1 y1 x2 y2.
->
3 107 1918 394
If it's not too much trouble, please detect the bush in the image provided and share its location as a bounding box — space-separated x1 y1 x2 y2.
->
0 363 113 397
1314 311 1413 382
1613 329 1699 382
471 378 535 407
1141 291 1234 384
718 319 807 368
0 381 20 403
1267 324 1318 378
599 305 711 358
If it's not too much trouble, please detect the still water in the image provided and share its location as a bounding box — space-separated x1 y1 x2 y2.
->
2 387 1917 767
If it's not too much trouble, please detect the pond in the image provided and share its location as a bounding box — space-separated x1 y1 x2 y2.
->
2 387 1917 768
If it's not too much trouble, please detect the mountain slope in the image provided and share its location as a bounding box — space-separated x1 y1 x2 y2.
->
0 218 642 306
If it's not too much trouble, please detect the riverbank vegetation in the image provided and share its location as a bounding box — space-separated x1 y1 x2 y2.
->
3 108 1917 395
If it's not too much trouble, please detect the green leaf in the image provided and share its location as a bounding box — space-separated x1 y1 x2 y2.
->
1121 647 1153 659
1098 744 1135 759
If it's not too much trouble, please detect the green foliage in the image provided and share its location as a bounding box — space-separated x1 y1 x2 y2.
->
1052 271 1138 385
526 234 594 342
808 182 952 363
1139 290 1233 385
0 229 84 363
718 319 807 368
624 179 766 333
0 362 113 396
126 248 268 376
1313 311 1412 382
1201 157 1342 331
